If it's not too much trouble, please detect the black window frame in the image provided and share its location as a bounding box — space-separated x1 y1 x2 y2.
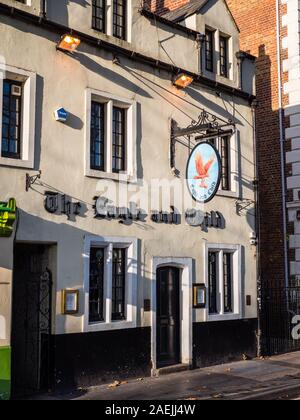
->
205 29 214 73
113 0 127 41
220 35 229 78
112 106 126 173
223 252 233 313
1 79 23 160
208 136 231 191
90 101 105 171
220 136 231 191
89 247 105 323
208 251 218 315
112 247 126 321
92 0 106 33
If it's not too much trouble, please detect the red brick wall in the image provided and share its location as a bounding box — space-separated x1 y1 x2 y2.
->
143 0 190 15
227 0 287 286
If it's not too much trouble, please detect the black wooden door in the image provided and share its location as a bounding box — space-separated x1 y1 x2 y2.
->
11 244 53 398
156 267 180 367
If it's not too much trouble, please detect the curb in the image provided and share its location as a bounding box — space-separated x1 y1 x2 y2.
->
233 382 300 400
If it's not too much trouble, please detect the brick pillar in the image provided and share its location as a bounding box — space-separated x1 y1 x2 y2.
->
227 0 286 287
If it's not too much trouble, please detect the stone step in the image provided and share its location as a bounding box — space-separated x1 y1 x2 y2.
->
153 364 190 377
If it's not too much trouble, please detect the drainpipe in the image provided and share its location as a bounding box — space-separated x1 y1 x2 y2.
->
276 0 289 288
251 100 262 356
40 0 47 19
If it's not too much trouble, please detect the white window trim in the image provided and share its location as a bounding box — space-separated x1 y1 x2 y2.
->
13 0 32 7
99 0 132 43
0 65 36 169
85 88 137 182
201 29 233 82
218 31 233 81
204 243 243 322
216 130 240 199
83 235 138 332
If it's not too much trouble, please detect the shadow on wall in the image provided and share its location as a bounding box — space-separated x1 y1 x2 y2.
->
46 0 90 27
254 44 286 288
12 208 151 391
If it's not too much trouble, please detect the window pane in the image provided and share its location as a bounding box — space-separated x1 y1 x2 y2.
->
223 253 233 313
1 80 22 159
205 30 214 72
208 251 218 314
89 248 105 323
208 137 230 191
112 248 126 320
113 0 126 40
92 0 106 33
90 101 105 171
220 136 230 191
220 36 228 78
112 106 126 173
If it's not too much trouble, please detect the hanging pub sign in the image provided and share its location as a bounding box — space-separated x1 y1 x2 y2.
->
186 142 221 203
0 198 17 238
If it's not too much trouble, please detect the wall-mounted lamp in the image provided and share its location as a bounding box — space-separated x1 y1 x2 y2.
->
57 34 81 52
173 73 194 89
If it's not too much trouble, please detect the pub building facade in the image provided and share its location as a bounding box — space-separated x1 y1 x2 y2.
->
0 0 257 398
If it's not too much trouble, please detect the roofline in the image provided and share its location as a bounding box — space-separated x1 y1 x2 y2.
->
140 8 201 38
0 3 255 103
165 0 209 23
237 51 256 62
171 0 240 33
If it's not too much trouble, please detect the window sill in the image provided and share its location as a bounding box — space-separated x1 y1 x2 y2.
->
85 320 136 332
206 313 242 322
85 169 137 184
201 71 236 88
90 29 132 46
216 190 239 199
0 157 34 169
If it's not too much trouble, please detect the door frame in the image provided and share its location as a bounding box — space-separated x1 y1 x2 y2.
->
151 258 193 373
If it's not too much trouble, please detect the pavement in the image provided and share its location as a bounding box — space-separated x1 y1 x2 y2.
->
33 352 300 401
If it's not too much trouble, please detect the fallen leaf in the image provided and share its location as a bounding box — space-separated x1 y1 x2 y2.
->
212 394 223 399
108 381 121 389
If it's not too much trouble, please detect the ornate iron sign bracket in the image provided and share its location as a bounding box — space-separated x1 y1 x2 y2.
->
170 109 235 170
26 171 42 192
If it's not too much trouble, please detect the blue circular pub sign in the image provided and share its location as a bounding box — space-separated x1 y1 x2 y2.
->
186 142 221 203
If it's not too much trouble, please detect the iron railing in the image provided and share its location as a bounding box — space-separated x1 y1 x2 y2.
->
260 287 300 356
